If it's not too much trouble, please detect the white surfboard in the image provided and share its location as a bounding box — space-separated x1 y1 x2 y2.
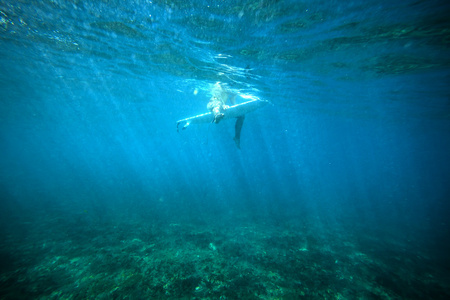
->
177 97 268 132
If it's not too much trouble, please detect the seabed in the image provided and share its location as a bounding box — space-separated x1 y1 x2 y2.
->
0 212 449 299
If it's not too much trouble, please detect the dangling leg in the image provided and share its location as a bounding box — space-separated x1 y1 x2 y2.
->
233 115 245 149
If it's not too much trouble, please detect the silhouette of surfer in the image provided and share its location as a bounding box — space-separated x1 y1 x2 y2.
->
207 82 245 149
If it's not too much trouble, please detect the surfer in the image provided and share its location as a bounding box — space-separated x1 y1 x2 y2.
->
207 82 245 149
207 82 233 123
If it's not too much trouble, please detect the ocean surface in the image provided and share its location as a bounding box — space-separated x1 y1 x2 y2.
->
1 0 450 298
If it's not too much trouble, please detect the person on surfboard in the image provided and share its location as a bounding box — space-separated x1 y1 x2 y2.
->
207 82 245 149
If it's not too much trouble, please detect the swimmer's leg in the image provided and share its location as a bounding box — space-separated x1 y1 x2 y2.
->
233 115 245 149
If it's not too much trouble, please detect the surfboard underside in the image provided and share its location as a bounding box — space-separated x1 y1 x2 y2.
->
176 99 267 132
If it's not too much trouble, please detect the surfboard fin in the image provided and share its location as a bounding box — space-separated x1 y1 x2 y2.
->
177 121 190 132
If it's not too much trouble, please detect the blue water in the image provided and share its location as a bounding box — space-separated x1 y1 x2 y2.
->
1 0 450 298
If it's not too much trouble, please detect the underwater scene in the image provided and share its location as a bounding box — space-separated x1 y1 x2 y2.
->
1 0 450 299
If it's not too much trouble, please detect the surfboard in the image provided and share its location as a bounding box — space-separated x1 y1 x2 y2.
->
177 97 268 132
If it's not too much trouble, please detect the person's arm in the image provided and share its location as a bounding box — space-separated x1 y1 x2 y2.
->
233 115 245 149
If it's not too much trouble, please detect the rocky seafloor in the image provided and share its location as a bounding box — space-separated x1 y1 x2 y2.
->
1 211 449 299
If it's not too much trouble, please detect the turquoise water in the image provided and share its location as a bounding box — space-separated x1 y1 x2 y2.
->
1 0 449 298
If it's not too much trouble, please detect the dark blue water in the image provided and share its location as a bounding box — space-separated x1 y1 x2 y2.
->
1 0 449 298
